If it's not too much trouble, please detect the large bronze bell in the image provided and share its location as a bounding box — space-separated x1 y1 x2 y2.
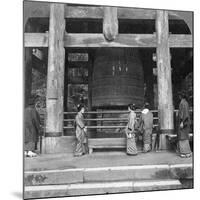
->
92 48 144 108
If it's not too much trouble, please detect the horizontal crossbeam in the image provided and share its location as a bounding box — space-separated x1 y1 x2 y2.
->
25 33 48 47
25 33 192 48
24 2 190 21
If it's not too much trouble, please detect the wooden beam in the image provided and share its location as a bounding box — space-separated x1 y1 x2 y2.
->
103 7 118 41
24 4 155 20
156 10 174 150
24 1 192 24
117 9 192 21
66 6 103 19
169 34 193 48
118 7 156 19
25 33 48 47
25 33 192 48
45 3 65 141
65 33 157 47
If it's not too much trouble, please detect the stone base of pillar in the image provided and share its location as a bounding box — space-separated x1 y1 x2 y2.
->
159 129 174 150
43 132 62 153
45 132 62 137
42 137 59 154
42 136 76 154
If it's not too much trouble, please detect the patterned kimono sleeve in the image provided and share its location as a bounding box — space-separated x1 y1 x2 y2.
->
148 112 154 129
33 109 41 136
179 101 190 124
126 114 131 131
137 114 144 133
183 101 190 125
127 113 136 131
76 114 85 129
179 102 184 123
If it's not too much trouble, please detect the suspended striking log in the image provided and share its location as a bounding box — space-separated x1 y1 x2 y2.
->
103 7 118 41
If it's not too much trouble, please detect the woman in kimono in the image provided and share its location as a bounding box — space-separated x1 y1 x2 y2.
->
177 91 192 158
125 104 138 155
138 103 153 153
24 99 41 157
74 104 88 156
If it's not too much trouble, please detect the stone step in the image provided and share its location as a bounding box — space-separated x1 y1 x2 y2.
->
24 163 192 186
24 179 182 199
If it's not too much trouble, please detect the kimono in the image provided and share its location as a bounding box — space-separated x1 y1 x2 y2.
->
125 111 137 155
24 106 40 151
177 99 191 156
74 112 88 156
138 109 153 152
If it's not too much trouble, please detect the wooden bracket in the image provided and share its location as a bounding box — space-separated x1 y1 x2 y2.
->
103 7 118 41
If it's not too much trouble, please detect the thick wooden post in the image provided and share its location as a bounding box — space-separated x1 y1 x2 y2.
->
24 22 33 107
88 59 93 112
44 3 65 153
141 50 154 109
87 53 97 138
24 48 32 107
64 53 68 112
156 10 174 150
103 7 118 41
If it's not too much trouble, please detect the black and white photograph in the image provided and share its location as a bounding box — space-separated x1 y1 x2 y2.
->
23 0 193 199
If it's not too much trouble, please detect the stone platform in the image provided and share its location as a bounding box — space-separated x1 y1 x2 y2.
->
24 151 193 199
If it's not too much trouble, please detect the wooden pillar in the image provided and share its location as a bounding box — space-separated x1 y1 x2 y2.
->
24 21 34 107
87 52 97 138
141 50 154 109
64 53 68 112
88 58 93 112
156 10 174 149
103 7 118 41
44 3 65 153
24 48 32 107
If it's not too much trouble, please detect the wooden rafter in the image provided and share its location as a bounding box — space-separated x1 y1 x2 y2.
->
25 33 192 48
24 2 191 21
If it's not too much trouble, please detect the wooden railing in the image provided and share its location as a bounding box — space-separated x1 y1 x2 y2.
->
63 110 157 130
63 109 193 133
36 109 192 153
37 109 193 133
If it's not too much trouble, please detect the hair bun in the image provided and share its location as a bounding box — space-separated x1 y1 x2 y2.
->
77 104 84 112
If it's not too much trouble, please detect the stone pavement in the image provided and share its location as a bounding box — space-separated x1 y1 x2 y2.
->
25 151 192 171
24 151 193 199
